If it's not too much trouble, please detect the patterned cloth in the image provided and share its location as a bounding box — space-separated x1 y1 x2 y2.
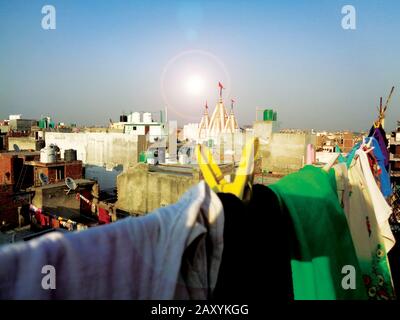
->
336 149 395 299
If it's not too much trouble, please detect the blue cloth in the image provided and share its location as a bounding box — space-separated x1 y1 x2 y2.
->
344 142 361 168
369 126 390 169
365 137 392 197
340 138 391 197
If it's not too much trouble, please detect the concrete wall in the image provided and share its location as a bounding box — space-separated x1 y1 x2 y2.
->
45 132 147 168
45 132 147 190
183 123 200 141
124 123 167 143
9 119 38 131
8 137 38 151
253 121 279 145
32 179 97 219
116 163 200 215
125 124 146 135
260 132 316 174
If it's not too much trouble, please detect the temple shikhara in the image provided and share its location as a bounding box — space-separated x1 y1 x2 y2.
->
198 82 239 140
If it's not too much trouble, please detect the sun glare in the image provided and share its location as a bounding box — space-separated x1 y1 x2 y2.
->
185 75 204 96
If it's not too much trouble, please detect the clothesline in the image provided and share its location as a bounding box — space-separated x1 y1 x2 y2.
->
0 123 397 300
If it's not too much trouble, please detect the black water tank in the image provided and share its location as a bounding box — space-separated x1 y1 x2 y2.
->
120 115 128 122
36 139 45 151
64 149 77 162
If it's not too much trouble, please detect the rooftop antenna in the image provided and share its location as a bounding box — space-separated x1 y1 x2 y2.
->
39 173 49 186
65 177 77 195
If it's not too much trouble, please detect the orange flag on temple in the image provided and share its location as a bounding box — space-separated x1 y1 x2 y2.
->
218 82 224 98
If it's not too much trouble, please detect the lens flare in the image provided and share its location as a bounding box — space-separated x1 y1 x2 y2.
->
185 75 204 96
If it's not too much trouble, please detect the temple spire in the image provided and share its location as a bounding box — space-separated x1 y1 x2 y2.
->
199 100 210 138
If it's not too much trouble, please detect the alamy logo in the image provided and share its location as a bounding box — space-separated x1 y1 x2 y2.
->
341 265 356 290
41 5 56 30
341 5 356 30
41 265 56 290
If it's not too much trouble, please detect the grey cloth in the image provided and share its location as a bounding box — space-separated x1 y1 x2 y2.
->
0 181 224 300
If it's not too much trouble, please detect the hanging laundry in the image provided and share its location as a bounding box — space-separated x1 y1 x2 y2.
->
35 212 48 227
213 185 293 300
59 220 74 231
341 138 391 198
77 224 88 231
355 150 395 251
0 181 224 300
365 137 391 198
98 207 110 224
333 162 350 215
368 125 390 169
51 217 60 229
335 150 396 300
269 165 367 300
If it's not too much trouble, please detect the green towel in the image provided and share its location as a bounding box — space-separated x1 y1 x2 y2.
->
269 165 367 300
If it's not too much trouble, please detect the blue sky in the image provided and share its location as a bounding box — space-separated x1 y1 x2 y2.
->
0 0 399 131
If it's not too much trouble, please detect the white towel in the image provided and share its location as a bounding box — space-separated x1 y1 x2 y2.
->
0 181 224 300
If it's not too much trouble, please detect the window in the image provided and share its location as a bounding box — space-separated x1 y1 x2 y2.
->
56 167 64 181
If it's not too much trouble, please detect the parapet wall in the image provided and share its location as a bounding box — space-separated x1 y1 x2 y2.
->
259 132 316 174
116 163 200 215
45 132 147 169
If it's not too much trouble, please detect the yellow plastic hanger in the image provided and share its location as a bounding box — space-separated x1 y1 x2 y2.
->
195 137 259 199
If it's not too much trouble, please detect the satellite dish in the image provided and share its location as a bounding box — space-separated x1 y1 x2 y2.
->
65 177 77 194
13 144 20 152
39 173 49 185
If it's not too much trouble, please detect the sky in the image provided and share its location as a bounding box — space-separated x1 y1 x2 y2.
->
0 0 400 131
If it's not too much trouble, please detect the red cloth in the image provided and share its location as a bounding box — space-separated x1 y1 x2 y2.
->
51 218 60 229
98 207 110 224
35 212 48 227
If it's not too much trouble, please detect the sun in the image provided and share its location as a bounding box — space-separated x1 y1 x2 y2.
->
185 74 204 96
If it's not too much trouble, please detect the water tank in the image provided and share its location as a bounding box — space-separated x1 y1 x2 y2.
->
64 149 77 162
132 112 141 123
120 115 128 122
40 146 56 163
263 109 274 121
36 139 46 151
178 147 190 164
127 113 132 123
179 154 189 164
157 147 166 164
143 112 152 123
139 151 147 163
38 119 46 129
273 111 277 121
146 149 156 165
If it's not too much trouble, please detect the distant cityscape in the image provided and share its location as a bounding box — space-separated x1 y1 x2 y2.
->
0 82 398 242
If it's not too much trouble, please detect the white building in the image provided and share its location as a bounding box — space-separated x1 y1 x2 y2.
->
45 132 147 190
182 123 200 141
123 112 167 143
